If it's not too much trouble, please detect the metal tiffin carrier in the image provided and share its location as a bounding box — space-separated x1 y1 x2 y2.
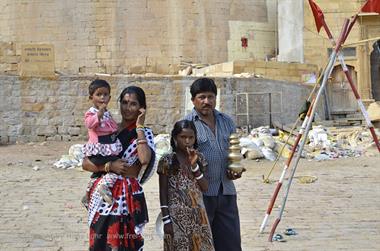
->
227 133 244 173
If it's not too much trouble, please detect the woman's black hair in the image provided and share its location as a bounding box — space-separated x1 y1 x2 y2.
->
118 86 147 109
89 79 111 96
190 78 217 98
170 120 198 152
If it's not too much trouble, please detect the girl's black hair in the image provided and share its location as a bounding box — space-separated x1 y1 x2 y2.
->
170 120 198 152
118 86 147 109
190 77 217 98
89 79 111 96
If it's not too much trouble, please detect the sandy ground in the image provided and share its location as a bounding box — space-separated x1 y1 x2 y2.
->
0 141 379 251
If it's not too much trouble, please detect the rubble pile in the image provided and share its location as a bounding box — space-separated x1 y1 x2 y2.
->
308 126 379 160
239 125 380 161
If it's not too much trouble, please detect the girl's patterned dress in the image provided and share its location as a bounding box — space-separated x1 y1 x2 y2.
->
82 107 123 208
82 107 122 162
157 152 215 251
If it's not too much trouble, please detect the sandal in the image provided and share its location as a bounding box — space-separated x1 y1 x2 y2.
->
272 233 286 242
284 228 297 236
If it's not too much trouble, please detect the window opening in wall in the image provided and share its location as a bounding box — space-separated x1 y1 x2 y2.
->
235 92 283 129
327 47 356 58
241 37 248 48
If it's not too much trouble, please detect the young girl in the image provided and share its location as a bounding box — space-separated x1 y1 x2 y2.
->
82 79 122 205
157 120 215 251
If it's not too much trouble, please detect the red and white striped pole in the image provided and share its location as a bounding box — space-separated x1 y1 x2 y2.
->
267 18 351 242
338 55 380 152
259 99 315 233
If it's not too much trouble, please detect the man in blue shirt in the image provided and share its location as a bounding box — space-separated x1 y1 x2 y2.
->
185 78 244 251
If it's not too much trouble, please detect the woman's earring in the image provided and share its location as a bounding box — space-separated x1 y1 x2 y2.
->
174 140 177 147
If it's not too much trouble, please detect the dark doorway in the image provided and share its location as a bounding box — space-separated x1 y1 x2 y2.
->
370 40 380 101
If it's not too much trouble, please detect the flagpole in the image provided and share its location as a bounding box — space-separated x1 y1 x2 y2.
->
259 100 312 233
259 58 335 234
268 19 350 242
343 14 358 42
320 15 380 152
261 0 380 239
260 1 352 235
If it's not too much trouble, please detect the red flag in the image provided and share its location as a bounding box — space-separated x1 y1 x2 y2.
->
361 0 380 13
308 0 325 33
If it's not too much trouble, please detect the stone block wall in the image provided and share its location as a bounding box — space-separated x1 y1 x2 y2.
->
234 60 318 82
0 42 18 75
192 59 319 83
0 75 318 143
0 0 274 75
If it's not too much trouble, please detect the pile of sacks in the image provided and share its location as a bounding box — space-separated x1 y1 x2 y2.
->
53 144 84 169
154 134 171 160
239 126 278 161
53 135 173 170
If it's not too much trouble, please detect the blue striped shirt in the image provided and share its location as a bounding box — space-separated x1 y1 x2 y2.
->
185 109 237 196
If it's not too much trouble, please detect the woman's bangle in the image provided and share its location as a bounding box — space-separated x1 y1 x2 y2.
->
163 219 172 225
160 205 168 209
137 139 147 145
191 164 199 173
195 173 204 180
136 127 144 132
104 161 111 173
136 124 144 129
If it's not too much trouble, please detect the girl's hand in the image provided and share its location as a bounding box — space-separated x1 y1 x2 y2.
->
136 108 146 127
187 147 198 167
98 103 107 119
163 222 174 236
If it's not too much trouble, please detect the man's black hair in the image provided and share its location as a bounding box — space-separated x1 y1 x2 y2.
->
190 78 217 98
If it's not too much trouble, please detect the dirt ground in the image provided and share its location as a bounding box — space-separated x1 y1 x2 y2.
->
0 141 379 251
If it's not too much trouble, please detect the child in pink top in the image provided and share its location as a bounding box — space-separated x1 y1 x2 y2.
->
82 79 122 204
